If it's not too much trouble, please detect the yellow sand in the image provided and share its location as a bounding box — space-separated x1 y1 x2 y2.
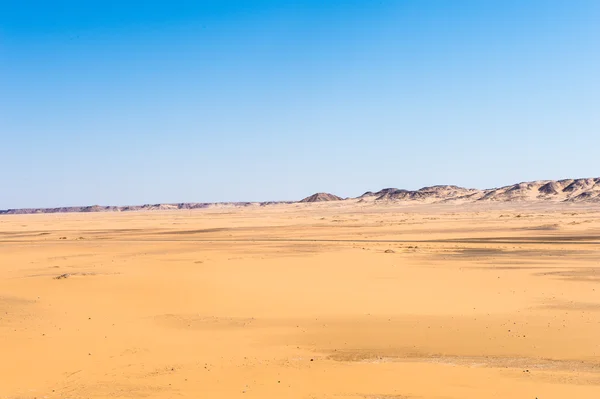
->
1 201 599 398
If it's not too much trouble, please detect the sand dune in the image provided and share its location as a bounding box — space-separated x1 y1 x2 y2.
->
1 201 600 398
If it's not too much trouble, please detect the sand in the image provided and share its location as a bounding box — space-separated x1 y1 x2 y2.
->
1 201 600 398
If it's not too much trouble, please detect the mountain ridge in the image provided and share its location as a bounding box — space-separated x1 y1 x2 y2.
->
2 178 599 214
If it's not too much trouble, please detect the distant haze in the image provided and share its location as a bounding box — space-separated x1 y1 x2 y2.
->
1 1 599 208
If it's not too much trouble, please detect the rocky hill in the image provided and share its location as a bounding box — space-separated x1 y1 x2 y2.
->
360 185 480 202
472 178 600 202
300 193 343 203
361 178 600 204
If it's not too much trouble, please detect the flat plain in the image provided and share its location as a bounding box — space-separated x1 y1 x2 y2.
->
1 201 600 398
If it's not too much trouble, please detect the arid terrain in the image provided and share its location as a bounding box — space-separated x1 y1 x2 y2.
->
1 200 600 398
2 178 599 215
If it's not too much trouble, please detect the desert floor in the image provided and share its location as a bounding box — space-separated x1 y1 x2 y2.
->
1 202 600 398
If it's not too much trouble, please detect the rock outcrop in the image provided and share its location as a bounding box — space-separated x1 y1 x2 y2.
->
300 193 343 203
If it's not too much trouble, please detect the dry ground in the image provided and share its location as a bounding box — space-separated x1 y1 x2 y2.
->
1 201 600 398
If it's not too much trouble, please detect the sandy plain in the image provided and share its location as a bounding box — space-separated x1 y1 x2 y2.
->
1 201 599 398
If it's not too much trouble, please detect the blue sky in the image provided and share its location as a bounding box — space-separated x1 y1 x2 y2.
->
1 1 599 208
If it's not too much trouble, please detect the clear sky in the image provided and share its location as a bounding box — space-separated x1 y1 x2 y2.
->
1 1 599 208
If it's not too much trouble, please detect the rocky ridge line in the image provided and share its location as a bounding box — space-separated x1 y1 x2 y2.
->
2 178 599 214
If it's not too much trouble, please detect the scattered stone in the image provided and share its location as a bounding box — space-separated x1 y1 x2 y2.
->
54 273 71 280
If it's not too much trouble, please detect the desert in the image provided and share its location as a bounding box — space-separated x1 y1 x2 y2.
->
4 1 599 397
2 190 600 398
